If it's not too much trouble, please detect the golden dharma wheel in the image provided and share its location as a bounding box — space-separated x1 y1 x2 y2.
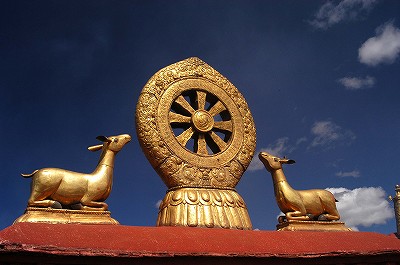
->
136 57 256 229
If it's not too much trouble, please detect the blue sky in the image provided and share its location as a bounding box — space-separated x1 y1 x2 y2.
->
1 0 399 233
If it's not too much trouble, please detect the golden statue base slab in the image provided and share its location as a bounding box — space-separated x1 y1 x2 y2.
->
157 187 252 230
277 220 352 231
14 207 119 225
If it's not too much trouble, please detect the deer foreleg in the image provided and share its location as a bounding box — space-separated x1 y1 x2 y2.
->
285 203 310 221
285 211 310 221
28 199 62 209
318 213 340 221
80 200 108 211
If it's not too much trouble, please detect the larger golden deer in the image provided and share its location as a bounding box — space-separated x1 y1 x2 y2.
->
259 151 340 222
22 134 131 211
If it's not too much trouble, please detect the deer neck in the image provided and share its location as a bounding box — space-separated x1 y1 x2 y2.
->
271 168 291 188
93 149 116 176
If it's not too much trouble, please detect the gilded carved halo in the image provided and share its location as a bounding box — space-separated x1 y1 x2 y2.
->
135 57 256 189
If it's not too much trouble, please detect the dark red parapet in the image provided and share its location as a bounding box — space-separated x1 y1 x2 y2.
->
1 222 400 264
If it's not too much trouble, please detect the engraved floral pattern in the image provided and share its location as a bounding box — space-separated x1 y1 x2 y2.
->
136 57 256 188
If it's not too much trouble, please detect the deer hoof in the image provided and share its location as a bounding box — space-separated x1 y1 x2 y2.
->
318 214 328 221
278 216 286 223
307 214 315 220
70 203 83 210
51 201 62 209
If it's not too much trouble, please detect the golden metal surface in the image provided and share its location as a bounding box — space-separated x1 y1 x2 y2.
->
157 188 251 229
136 57 256 229
259 152 345 230
277 220 351 231
17 134 131 224
14 207 119 225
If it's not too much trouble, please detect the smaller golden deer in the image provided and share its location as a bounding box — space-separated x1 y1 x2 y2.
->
259 151 340 222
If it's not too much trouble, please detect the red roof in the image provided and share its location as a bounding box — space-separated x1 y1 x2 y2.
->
1 222 400 264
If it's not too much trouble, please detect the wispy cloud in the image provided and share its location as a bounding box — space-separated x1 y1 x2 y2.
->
248 137 307 171
262 137 290 157
248 137 290 171
310 121 356 148
359 20 400 66
155 199 162 209
296 137 308 146
251 121 356 170
338 76 376 90
309 0 378 30
335 170 361 178
327 187 394 230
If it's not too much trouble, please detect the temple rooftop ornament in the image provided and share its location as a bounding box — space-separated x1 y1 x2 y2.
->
15 134 131 225
389 184 400 237
258 151 351 231
136 57 256 229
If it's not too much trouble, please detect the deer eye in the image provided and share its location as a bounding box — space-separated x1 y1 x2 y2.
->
274 158 279 162
113 138 119 143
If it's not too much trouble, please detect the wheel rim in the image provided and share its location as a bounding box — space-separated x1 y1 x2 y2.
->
158 78 244 168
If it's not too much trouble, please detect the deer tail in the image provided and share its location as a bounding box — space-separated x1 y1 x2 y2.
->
21 170 39 178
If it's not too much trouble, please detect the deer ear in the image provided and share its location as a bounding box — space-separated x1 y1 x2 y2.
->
280 158 296 164
96 136 111 142
88 144 103 152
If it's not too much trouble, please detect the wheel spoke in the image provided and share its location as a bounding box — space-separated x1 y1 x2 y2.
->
176 127 195 146
213 121 233 132
169 112 191 124
175 95 195 115
209 131 227 151
171 90 231 155
196 133 208 155
208 101 226 117
196 90 207 110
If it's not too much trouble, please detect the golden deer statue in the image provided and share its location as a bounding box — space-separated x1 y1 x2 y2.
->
258 151 340 222
22 134 131 211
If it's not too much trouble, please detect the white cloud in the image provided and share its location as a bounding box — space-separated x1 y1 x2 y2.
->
296 137 308 146
263 137 290 157
247 137 307 171
338 76 376 90
310 121 356 148
309 0 378 30
327 187 394 230
248 159 264 172
359 21 400 66
248 138 290 171
335 170 361 178
155 199 162 209
248 137 308 172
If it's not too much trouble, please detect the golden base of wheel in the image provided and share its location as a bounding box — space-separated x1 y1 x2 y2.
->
157 188 252 230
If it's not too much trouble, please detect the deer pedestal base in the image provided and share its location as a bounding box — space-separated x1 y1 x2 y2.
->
14 207 119 225
277 220 352 231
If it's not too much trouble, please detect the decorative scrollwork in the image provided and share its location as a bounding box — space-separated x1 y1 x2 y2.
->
136 57 256 189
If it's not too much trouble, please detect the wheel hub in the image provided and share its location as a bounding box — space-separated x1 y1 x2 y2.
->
192 110 214 133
